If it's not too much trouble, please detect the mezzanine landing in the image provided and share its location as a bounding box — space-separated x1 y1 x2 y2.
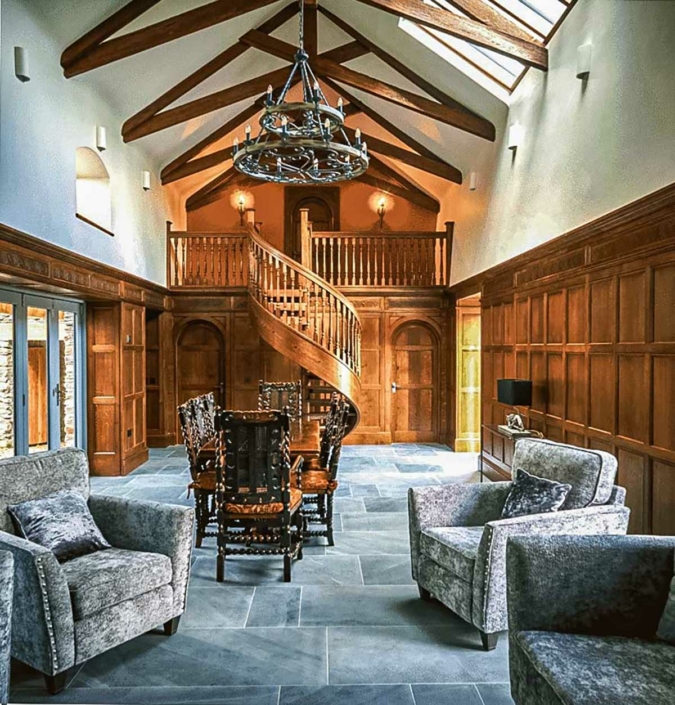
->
11 444 513 705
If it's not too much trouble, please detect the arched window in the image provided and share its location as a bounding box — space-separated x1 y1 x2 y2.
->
75 147 113 235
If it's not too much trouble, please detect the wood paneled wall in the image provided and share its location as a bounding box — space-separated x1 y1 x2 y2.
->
471 183 675 535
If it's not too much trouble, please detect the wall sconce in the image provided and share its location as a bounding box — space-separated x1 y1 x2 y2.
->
377 196 387 230
468 171 478 191
14 47 30 82
237 194 246 226
96 126 107 152
142 170 151 191
576 43 592 79
507 123 524 152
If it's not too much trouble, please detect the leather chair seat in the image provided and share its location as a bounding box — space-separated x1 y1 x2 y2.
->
224 487 303 517
301 470 338 493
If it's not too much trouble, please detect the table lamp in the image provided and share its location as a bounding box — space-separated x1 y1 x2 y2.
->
497 379 532 437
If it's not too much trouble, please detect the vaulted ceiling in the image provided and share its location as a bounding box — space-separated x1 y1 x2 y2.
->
52 0 556 210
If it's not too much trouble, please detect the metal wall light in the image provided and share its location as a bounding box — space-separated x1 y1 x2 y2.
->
96 126 107 152
507 123 524 152
469 172 479 191
14 47 30 82
377 196 387 230
142 171 151 191
576 43 592 79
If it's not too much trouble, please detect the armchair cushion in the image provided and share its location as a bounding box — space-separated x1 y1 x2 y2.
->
657 555 675 644
512 630 675 705
500 468 571 519
8 490 110 563
420 527 483 582
61 548 172 620
512 438 617 509
0 449 89 534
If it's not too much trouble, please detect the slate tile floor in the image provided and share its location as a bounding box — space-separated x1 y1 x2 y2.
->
11 444 514 705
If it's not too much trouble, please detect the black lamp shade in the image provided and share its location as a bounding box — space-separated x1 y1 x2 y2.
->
497 379 532 407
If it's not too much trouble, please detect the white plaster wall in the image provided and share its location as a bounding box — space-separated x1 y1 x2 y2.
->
0 0 176 285
449 0 675 284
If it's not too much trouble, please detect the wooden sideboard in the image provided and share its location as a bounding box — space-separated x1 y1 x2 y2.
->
480 423 535 482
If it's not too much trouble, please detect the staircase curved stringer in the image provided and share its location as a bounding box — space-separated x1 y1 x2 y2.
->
246 226 362 434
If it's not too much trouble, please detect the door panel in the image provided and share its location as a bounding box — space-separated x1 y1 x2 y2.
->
27 307 49 452
177 321 225 406
392 323 439 442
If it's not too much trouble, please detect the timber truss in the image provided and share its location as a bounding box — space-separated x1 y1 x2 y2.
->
61 0 549 211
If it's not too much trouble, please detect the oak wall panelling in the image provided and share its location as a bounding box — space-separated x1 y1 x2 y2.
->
455 182 675 535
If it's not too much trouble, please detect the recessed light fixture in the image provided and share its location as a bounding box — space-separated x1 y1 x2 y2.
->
14 47 30 82
576 43 592 79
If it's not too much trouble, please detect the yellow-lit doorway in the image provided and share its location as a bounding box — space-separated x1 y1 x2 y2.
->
455 294 481 452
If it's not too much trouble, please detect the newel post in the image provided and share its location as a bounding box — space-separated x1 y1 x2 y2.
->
300 208 312 269
445 221 454 286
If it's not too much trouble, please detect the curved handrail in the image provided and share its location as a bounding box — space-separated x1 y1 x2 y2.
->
247 225 362 379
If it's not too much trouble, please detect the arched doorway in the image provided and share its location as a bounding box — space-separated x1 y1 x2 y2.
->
285 187 340 260
391 322 439 443
176 321 225 406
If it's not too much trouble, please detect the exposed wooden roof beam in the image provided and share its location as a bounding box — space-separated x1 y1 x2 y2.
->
126 66 292 141
350 0 548 70
322 77 462 179
443 0 536 42
318 5 493 138
186 166 251 211
123 3 298 142
358 170 440 213
240 30 495 139
62 0 281 78
342 126 461 184
369 154 440 212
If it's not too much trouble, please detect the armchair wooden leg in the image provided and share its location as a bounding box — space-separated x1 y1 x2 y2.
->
418 585 432 602
479 631 499 651
44 672 67 695
164 616 181 636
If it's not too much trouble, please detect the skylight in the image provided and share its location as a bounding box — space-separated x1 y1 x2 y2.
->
400 0 573 103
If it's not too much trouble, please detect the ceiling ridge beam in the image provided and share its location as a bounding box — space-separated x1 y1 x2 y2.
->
318 5 492 131
350 0 548 70
240 29 495 139
342 126 461 184
122 3 298 142
62 0 281 78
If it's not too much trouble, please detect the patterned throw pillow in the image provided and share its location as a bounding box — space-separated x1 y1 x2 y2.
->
501 468 572 519
657 557 675 645
8 490 110 562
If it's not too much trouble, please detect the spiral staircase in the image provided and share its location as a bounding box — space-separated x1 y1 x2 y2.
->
247 226 361 433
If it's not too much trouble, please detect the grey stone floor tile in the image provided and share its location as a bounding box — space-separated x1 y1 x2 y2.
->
395 463 443 473
328 626 503 684
334 484 352 497
333 498 366 513
300 586 459 627
359 555 415 585
332 514 344 532
411 684 484 705
75 628 327 687
246 587 301 627
476 683 515 704
349 484 380 498
127 475 188 487
280 685 415 705
341 512 409 532
10 686 280 704
182 586 253 629
325 531 409 555
92 484 134 498
363 497 408 513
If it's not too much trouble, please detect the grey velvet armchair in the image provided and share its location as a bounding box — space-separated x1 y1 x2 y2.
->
0 550 13 705
0 449 194 695
507 535 675 704
408 438 630 650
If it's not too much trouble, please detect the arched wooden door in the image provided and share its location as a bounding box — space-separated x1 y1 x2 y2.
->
391 323 439 443
176 321 225 406
285 187 340 260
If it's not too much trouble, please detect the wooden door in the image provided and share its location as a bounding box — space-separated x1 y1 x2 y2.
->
177 321 225 406
28 342 48 448
392 323 439 442
285 187 340 260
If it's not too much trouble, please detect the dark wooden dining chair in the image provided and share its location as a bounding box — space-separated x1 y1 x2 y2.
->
178 394 217 547
258 380 303 436
214 409 304 583
299 393 350 546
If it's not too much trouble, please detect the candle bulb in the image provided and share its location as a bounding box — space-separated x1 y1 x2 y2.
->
245 124 251 142
233 137 239 154
313 81 320 102
324 118 331 137
355 128 362 145
277 157 282 172
281 115 288 137
337 97 344 112
362 141 368 156
267 84 273 104
313 158 319 171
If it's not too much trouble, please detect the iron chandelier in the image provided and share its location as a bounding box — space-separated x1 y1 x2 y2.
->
232 0 369 184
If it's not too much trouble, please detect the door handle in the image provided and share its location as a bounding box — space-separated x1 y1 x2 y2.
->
391 382 397 394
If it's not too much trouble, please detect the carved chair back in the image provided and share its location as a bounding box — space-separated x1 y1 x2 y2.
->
215 409 292 509
258 380 303 424
193 392 216 445
318 394 351 479
178 394 217 481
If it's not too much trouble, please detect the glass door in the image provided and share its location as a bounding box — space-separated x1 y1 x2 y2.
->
0 288 85 456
